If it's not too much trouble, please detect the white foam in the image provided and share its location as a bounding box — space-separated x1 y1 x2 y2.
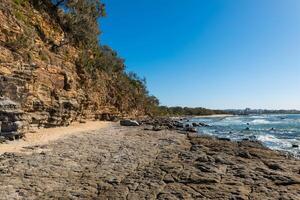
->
250 119 282 125
257 134 294 150
257 134 278 142
251 119 269 125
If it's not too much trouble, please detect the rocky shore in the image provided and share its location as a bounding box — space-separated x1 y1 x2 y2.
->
0 122 299 199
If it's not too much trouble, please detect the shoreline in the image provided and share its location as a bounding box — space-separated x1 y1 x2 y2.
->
170 114 300 158
189 114 233 118
0 122 299 199
170 114 233 120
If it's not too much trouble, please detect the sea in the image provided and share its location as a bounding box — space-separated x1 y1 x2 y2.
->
189 114 300 157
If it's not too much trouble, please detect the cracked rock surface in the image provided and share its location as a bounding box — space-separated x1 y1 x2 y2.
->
0 124 299 199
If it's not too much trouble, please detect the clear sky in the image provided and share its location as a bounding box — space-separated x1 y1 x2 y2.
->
101 0 300 109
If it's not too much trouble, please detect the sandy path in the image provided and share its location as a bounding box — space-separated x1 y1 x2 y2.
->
0 121 110 154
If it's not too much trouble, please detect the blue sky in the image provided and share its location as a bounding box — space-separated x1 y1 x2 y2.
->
101 0 300 109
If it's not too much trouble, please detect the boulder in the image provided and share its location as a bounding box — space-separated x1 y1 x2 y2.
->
1 121 23 132
173 121 184 128
238 151 252 159
199 122 210 127
192 122 199 127
218 137 231 142
265 163 284 171
120 120 140 126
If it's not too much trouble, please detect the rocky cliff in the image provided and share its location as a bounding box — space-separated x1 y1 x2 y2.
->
0 0 149 139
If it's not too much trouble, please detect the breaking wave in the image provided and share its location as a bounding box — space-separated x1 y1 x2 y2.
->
191 114 300 156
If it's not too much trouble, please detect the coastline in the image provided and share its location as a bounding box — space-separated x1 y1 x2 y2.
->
0 122 299 199
189 114 234 118
170 114 233 120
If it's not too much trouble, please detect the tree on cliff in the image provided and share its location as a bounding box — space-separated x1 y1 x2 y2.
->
48 0 159 115
51 0 105 46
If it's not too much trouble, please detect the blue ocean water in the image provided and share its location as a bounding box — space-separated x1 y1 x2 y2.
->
189 114 300 157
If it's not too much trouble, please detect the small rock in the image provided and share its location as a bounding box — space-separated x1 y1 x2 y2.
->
163 174 175 183
292 144 299 148
120 120 139 126
238 151 252 159
266 163 284 171
199 122 209 127
218 137 231 141
192 122 199 127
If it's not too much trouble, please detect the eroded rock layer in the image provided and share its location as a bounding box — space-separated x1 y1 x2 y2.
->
0 0 122 138
0 125 299 199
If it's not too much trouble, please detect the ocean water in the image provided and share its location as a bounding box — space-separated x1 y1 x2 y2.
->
189 114 300 157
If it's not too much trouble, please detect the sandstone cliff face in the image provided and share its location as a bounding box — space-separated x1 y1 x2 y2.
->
0 0 122 138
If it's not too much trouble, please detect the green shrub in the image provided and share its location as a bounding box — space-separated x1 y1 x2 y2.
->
46 0 160 115
13 0 28 6
14 10 26 21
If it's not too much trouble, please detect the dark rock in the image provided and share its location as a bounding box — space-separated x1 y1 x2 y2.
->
218 137 231 141
120 120 140 126
292 144 299 148
199 122 210 127
275 178 300 186
1 121 24 132
174 121 184 128
192 122 199 127
265 163 284 171
1 131 23 140
238 150 252 159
